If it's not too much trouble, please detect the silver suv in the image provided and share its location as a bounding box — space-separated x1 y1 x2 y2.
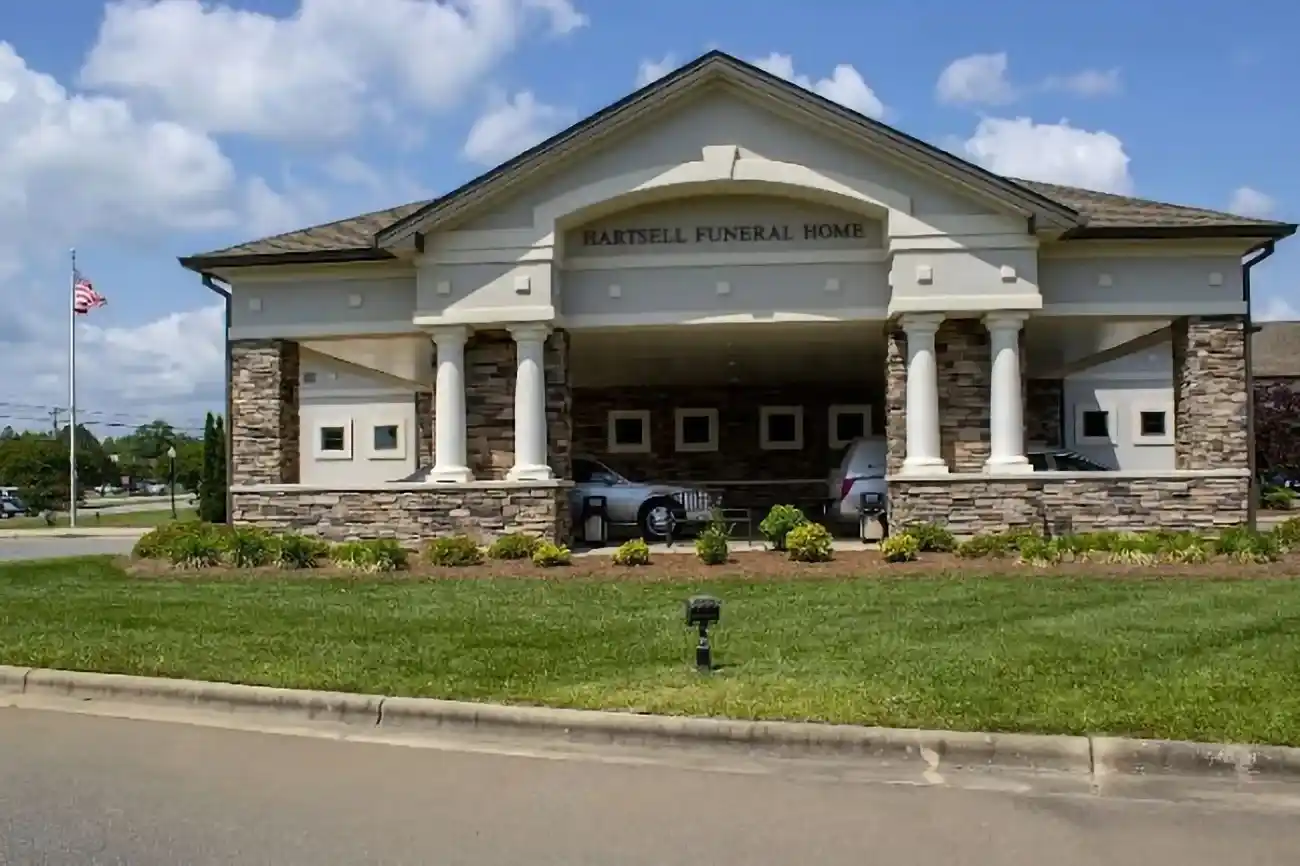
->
569 456 717 540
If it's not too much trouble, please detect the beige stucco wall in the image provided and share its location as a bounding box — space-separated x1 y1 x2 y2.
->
228 266 417 337
1039 251 1245 311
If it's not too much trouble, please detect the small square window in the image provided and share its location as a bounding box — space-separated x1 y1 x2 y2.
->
320 427 346 451
674 408 718 452
760 406 804 451
315 420 353 460
374 424 399 450
302 371 318 384
1080 410 1110 441
607 410 650 453
829 404 871 448
1139 411 1166 437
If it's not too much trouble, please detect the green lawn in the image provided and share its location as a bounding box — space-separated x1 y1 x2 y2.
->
3 507 196 530
2 557 1299 745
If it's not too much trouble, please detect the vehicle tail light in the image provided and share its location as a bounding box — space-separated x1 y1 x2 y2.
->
840 477 858 500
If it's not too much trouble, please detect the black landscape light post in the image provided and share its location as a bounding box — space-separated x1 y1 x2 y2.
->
166 445 177 519
685 595 721 672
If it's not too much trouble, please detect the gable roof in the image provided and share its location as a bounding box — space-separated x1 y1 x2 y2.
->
180 51 1296 273
1253 321 1300 378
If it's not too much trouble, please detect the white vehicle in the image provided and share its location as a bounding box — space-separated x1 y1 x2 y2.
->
828 436 888 523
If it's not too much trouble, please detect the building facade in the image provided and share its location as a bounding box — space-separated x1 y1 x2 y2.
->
182 52 1295 544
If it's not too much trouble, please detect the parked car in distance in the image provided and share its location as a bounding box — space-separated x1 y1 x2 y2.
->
1027 450 1113 472
828 436 888 523
0 496 28 519
570 456 718 540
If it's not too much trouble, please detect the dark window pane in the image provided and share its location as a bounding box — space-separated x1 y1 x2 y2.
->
681 414 712 445
373 424 399 451
613 417 644 445
1139 411 1167 437
1081 410 1109 439
766 412 797 444
1028 453 1049 471
320 427 345 451
835 411 865 443
572 459 596 483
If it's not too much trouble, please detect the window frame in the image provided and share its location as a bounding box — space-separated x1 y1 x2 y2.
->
674 408 719 453
1073 406 1114 446
606 409 651 454
759 405 805 451
1130 403 1174 446
314 419 353 460
367 419 407 460
828 404 871 449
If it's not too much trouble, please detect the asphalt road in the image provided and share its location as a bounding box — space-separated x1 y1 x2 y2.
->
2 706 1299 866
0 537 137 561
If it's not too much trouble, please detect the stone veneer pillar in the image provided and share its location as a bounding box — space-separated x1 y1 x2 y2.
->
983 312 1031 473
508 324 553 481
230 339 299 485
545 329 572 481
899 313 947 474
1172 316 1249 470
937 318 991 472
414 390 434 469
884 325 907 476
430 326 473 482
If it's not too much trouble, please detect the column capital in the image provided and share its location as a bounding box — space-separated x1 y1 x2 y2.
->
982 311 1029 332
507 322 552 343
898 312 945 336
428 324 470 348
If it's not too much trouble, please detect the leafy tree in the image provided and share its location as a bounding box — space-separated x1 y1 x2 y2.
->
1256 382 1300 477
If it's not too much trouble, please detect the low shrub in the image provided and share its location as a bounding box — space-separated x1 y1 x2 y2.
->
880 532 920 563
223 526 279 568
167 526 224 568
277 533 328 569
1263 486 1296 511
1214 526 1282 563
487 533 541 561
905 522 956 553
333 538 409 572
955 533 1012 559
425 535 484 567
786 522 833 563
1273 517 1300 549
758 504 808 550
532 542 572 567
694 523 729 566
1016 536 1064 567
612 538 652 566
132 521 203 560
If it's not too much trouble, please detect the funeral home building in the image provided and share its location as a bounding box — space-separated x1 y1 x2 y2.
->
180 51 1296 543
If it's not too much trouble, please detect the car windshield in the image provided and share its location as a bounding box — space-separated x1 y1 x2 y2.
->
572 458 625 485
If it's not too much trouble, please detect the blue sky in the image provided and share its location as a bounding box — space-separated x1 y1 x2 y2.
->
0 0 1295 435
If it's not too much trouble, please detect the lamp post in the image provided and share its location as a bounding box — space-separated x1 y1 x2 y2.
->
166 445 177 519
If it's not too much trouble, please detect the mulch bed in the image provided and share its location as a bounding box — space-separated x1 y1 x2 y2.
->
122 549 1300 582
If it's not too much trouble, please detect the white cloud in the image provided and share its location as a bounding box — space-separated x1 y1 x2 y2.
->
80 0 588 142
753 53 885 119
244 177 331 238
1257 295 1299 321
960 116 1133 194
462 91 570 165
1042 68 1122 98
1229 186 1276 218
936 53 1017 106
636 53 677 87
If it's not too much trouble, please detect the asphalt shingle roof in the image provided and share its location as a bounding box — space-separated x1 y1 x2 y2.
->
1253 322 1300 378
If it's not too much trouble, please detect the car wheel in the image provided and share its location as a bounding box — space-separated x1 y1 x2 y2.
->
638 497 677 541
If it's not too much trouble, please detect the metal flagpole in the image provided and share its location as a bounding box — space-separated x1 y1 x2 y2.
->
68 248 78 529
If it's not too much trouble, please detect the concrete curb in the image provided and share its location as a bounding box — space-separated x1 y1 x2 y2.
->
0 527 150 539
3 666 1298 782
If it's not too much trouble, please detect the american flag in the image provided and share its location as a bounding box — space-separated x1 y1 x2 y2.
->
73 271 106 315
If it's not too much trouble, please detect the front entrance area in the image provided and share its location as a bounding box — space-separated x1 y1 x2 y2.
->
566 321 887 538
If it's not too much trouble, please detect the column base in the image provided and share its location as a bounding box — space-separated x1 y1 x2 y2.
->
899 457 949 476
507 464 555 482
984 456 1033 474
427 466 474 483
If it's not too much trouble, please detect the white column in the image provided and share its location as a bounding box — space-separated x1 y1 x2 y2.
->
429 325 473 483
984 311 1032 474
900 313 948 475
507 323 553 482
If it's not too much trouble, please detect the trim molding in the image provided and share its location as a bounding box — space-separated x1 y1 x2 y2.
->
891 468 1250 482
1037 302 1247 317
559 307 889 329
889 294 1043 314
232 480 574 493
230 321 420 340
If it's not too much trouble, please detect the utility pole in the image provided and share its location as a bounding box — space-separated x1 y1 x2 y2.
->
49 408 61 437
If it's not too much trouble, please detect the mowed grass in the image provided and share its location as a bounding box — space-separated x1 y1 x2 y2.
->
2 557 1299 745
3 507 197 530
